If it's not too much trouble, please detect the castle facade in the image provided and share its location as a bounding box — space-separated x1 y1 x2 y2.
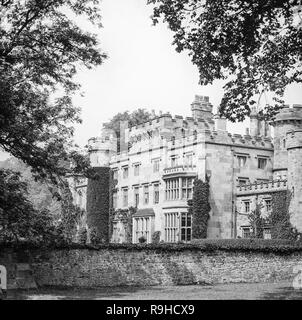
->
71 95 302 243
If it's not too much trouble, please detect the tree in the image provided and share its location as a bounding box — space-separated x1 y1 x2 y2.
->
103 109 153 138
0 170 64 244
0 0 106 187
148 0 302 121
248 203 266 238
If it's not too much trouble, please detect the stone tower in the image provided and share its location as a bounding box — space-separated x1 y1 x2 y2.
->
86 125 117 243
271 105 302 232
88 125 117 167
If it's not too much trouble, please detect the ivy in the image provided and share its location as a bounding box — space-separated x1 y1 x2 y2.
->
86 167 110 243
189 177 211 239
110 207 136 243
248 203 268 239
270 190 298 240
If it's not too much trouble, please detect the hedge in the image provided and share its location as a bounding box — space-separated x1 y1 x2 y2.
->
2 238 302 254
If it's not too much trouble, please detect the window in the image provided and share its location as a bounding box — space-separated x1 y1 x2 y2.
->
143 185 149 205
113 169 118 180
263 228 271 240
154 184 159 204
165 212 178 242
171 155 178 167
134 217 151 243
242 227 251 239
180 212 192 242
264 199 272 212
134 187 139 207
184 153 193 168
122 166 129 179
122 188 128 207
238 178 249 186
181 177 194 199
134 164 140 176
153 159 160 173
243 201 250 213
283 139 286 149
238 155 247 168
113 190 118 208
112 222 119 243
165 178 180 200
258 157 267 169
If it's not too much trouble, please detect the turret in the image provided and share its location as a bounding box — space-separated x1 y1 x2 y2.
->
86 125 117 244
286 129 302 232
88 124 117 167
270 104 302 180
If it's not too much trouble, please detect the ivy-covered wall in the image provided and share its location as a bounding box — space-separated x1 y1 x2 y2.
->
86 167 110 243
271 190 297 240
189 178 211 239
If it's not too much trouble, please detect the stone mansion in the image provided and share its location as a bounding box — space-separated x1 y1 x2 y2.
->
71 95 302 243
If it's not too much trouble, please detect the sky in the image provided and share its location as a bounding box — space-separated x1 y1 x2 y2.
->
0 0 301 161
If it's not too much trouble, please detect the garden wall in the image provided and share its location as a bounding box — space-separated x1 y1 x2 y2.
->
1 242 302 288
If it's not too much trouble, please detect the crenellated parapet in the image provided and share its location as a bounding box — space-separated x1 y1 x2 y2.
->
204 130 274 150
88 125 117 167
286 130 302 150
236 180 287 196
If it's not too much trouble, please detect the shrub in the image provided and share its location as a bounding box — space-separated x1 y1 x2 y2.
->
89 227 102 245
77 227 87 245
2 238 302 253
138 236 147 244
152 231 161 244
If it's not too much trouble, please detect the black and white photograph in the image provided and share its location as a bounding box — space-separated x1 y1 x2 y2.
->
1 0 302 307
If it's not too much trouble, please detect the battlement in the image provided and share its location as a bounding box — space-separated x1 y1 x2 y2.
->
88 137 117 152
236 180 287 196
271 104 302 125
204 130 273 149
286 130 302 149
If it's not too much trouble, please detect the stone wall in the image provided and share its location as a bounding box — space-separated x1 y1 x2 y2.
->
1 248 301 289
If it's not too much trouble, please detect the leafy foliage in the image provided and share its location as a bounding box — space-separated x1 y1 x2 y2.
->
109 207 136 243
0 0 106 187
148 0 302 121
77 226 87 245
248 203 268 239
4 238 302 253
189 178 211 239
103 109 153 138
86 167 110 243
152 231 161 244
0 170 65 244
270 190 298 240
